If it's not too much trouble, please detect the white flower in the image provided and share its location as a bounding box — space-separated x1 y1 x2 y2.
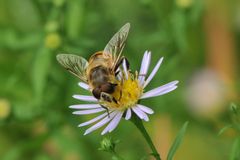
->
70 51 179 135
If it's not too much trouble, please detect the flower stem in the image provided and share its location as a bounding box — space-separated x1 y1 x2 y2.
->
131 114 161 160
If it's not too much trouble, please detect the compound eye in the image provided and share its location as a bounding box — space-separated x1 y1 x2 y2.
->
92 88 101 99
101 83 115 93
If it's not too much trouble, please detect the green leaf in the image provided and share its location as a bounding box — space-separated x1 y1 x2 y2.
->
230 137 240 160
32 47 52 104
170 10 188 53
65 0 85 40
6 0 41 32
218 124 233 136
230 103 238 115
2 147 21 160
112 156 121 160
190 0 204 23
0 29 42 50
167 121 189 160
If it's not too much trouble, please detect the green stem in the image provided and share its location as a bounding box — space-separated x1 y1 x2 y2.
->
111 150 124 160
131 114 161 160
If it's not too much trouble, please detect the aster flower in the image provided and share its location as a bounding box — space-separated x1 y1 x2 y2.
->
70 50 179 135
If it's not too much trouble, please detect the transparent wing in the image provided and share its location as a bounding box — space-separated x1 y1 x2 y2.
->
103 23 130 68
56 54 88 82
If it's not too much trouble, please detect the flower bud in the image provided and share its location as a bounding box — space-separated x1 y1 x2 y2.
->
0 99 11 119
53 0 65 7
45 21 59 32
45 32 61 49
176 0 193 9
99 137 119 153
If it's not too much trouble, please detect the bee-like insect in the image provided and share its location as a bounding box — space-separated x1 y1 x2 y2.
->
56 23 130 106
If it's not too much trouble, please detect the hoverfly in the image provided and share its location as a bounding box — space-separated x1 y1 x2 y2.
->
57 23 130 109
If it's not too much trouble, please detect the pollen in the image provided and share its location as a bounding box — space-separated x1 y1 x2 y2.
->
102 72 143 110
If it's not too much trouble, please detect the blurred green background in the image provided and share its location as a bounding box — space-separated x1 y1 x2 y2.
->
0 0 240 159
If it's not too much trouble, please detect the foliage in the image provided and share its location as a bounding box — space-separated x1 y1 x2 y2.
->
0 0 239 160
219 104 240 160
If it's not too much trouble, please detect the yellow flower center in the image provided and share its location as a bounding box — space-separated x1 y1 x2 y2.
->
101 72 143 110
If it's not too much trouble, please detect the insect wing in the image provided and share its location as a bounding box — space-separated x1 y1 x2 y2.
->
56 54 88 82
103 23 130 68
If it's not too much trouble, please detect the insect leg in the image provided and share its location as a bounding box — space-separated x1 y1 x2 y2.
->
100 92 118 118
100 105 110 118
100 92 118 104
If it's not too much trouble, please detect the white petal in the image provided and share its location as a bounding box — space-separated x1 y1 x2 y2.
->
155 86 178 96
78 82 90 90
117 71 123 80
84 111 118 135
125 108 132 120
132 106 149 121
138 51 148 78
101 111 123 135
136 104 154 114
73 108 105 115
108 112 123 132
69 104 101 109
123 59 128 79
138 51 151 86
73 95 98 102
143 57 164 88
78 112 108 127
132 106 143 119
141 81 179 99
